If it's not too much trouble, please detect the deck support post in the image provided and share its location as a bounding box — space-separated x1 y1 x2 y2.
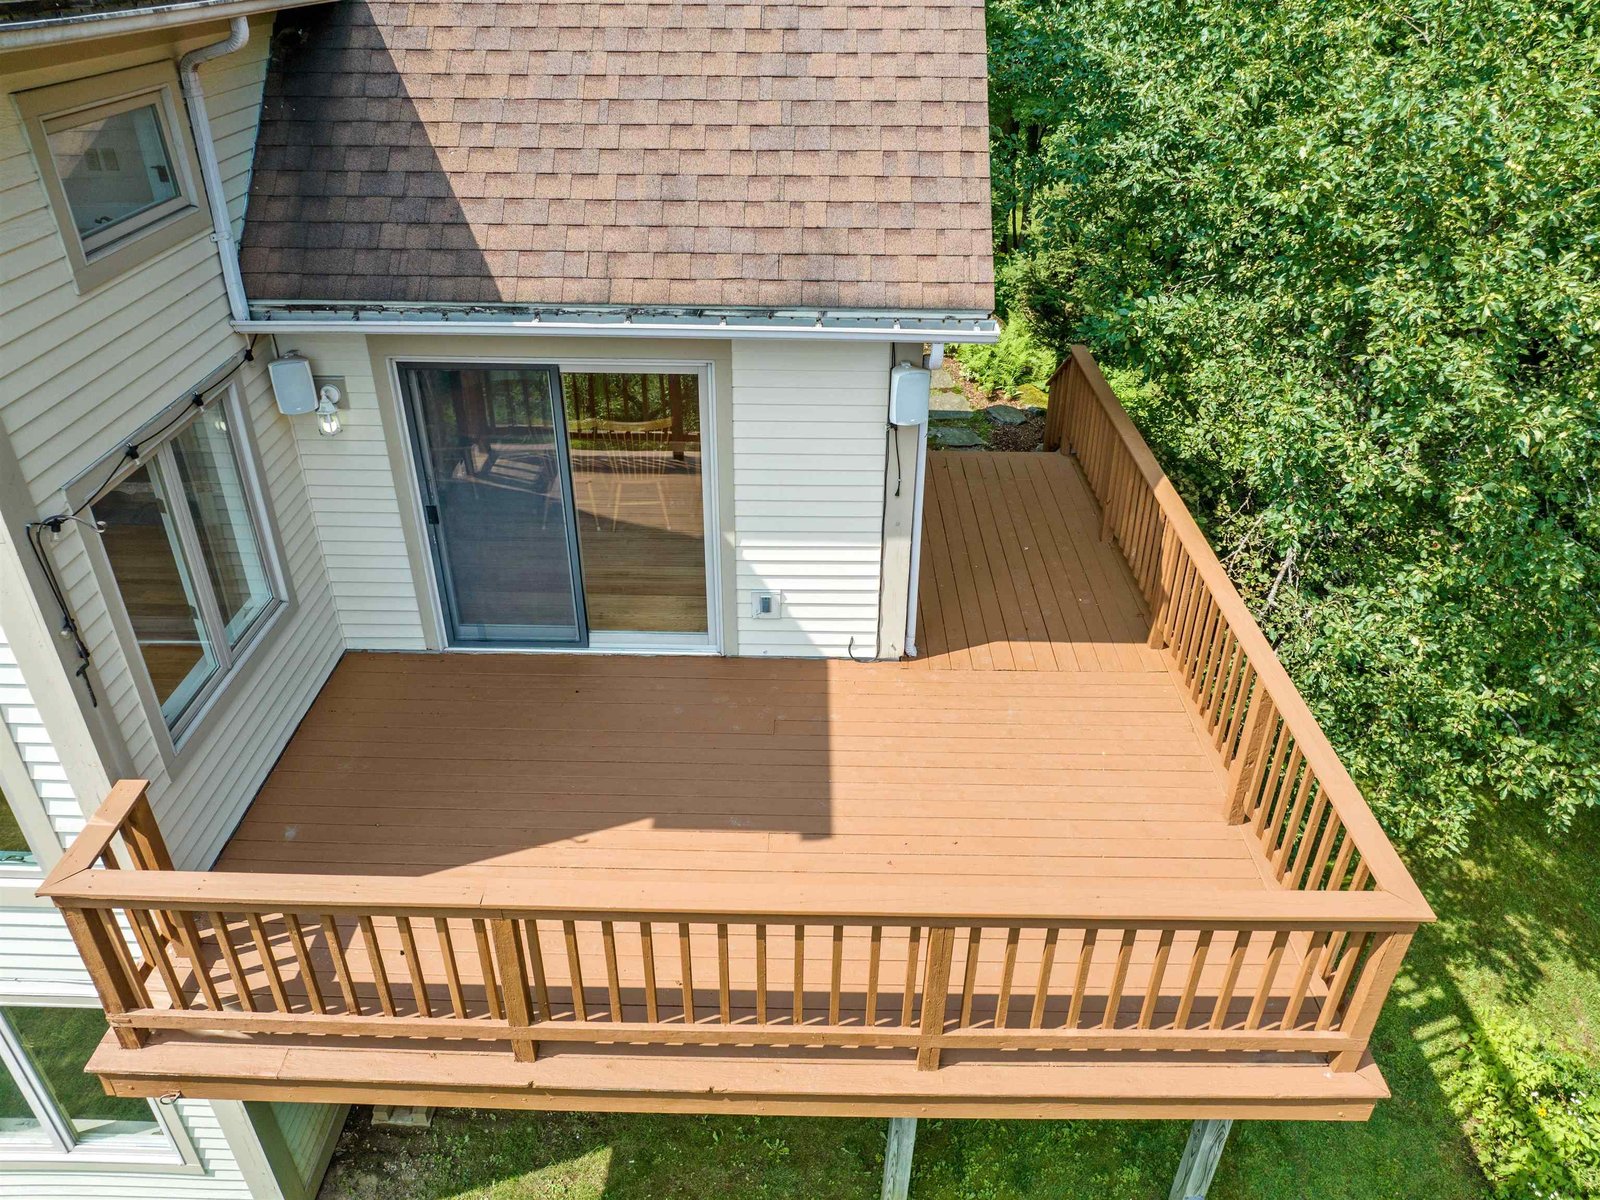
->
1169 1118 1232 1200
880 1117 917 1200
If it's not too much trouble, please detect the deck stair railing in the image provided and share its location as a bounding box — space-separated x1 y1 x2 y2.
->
40 349 1429 1074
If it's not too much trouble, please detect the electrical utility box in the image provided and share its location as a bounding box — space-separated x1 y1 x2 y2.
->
888 362 931 426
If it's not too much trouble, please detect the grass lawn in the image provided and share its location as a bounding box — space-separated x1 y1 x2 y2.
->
316 802 1598 1199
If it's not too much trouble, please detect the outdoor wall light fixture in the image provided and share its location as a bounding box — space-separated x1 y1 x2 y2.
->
314 384 342 436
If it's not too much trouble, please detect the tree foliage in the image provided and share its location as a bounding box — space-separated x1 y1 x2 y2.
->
989 0 1600 852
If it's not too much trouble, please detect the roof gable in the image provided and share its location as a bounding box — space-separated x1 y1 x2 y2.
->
237 0 994 312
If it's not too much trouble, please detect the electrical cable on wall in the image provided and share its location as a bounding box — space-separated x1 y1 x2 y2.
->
20 341 257 707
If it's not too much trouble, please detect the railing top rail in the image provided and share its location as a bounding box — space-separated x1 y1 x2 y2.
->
1053 347 1429 915
39 779 148 892
39 862 1432 928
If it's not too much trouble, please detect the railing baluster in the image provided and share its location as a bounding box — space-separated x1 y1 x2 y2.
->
900 926 921 1026
1246 930 1290 1029
1103 929 1136 1029
396 916 430 1018
718 924 732 1024
525 920 553 1020
829 926 843 1025
130 908 187 1008
359 915 395 1017
472 919 502 1020
563 920 587 1021
995 926 1020 1029
321 915 360 1014
640 922 659 1023
1174 928 1211 1029
791 924 804 1024
958 927 979 1028
1030 928 1059 1028
1210 931 1249 1030
284 913 325 1015
1139 928 1175 1029
753 923 767 1024
679 922 696 1024
1066 927 1096 1028
603 921 623 1022
212 912 256 1012
245 914 290 1012
865 925 882 1027
1282 930 1328 1031
434 918 467 1019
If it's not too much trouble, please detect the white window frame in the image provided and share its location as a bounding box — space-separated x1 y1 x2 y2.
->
77 381 289 753
0 997 199 1171
13 62 211 294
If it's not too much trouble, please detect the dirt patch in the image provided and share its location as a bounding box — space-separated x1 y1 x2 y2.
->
943 356 1048 452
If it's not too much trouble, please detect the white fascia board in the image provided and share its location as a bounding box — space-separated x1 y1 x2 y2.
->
235 306 1002 344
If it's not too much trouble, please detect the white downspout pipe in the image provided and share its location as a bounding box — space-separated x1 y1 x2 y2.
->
904 343 942 656
179 16 250 323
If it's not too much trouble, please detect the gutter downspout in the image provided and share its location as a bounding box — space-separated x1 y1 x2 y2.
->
903 342 941 657
179 16 250 323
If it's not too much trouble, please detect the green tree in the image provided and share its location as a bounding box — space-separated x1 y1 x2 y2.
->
990 0 1600 853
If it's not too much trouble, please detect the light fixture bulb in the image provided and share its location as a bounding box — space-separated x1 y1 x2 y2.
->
314 385 342 437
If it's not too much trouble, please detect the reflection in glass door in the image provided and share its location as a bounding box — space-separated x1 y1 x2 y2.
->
561 371 709 636
401 364 585 646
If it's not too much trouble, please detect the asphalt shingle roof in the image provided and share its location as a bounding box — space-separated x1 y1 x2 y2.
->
238 0 994 312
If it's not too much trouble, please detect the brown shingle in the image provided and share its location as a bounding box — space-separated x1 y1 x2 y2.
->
241 0 992 312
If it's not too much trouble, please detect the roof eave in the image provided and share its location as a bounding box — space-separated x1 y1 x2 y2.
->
0 0 324 49
237 301 1002 343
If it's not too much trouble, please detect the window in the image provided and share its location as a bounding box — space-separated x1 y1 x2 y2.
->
0 790 37 869
15 63 209 293
0 1006 176 1161
91 389 281 740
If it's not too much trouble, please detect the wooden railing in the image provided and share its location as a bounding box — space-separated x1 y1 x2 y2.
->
1044 347 1430 910
43 780 1428 1075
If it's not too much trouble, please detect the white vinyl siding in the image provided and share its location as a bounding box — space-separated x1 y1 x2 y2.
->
0 19 342 873
0 634 81 851
730 340 889 656
276 334 430 649
0 21 271 507
269 1100 343 1189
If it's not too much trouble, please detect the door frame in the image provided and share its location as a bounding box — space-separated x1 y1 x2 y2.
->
399 361 588 648
388 354 723 655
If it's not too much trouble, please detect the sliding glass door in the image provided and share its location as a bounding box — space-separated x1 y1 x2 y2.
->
401 363 714 649
402 364 585 646
561 370 708 638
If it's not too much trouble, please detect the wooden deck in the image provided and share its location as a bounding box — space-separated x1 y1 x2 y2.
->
50 357 1429 1119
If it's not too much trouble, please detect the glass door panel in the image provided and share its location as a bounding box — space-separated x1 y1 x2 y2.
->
401 364 585 646
561 371 709 636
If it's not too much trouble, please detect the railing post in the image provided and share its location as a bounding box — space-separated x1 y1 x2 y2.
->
60 907 146 1048
490 918 538 1062
1043 362 1070 452
1331 931 1412 1071
916 926 955 1071
1223 689 1274 825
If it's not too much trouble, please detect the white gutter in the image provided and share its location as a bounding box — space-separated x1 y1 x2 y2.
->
234 316 1001 344
0 0 321 50
179 16 250 323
